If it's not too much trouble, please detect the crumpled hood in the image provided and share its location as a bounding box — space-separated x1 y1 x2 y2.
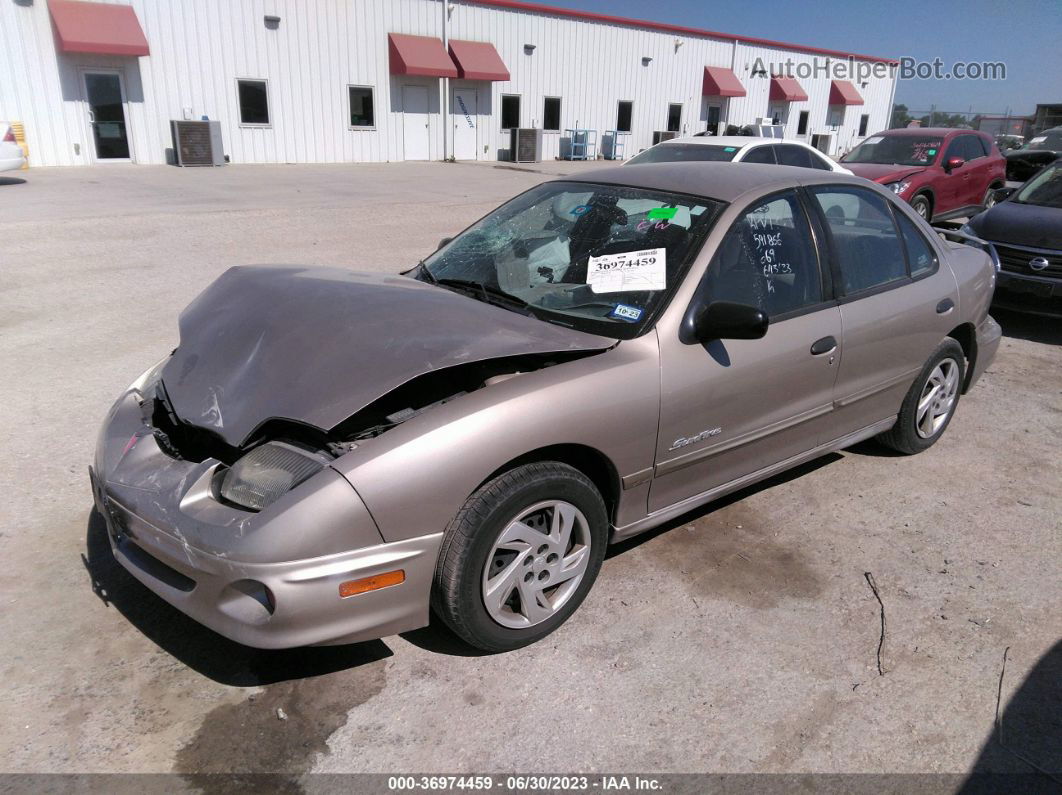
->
161 266 614 447
842 163 926 184
1005 149 1058 164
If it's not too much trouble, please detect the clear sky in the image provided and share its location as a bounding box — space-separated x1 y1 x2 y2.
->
532 0 1062 115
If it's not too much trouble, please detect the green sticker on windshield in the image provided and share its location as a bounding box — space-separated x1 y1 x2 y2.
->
647 207 678 220
724 147 737 152
928 149 937 155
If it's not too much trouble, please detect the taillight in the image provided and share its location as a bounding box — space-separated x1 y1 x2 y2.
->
2 127 15 143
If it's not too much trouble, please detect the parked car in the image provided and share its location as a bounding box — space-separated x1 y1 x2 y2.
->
995 134 1024 152
1004 127 1062 183
841 128 1006 222
625 135 853 174
0 123 26 172
964 161 1062 316
91 163 1000 652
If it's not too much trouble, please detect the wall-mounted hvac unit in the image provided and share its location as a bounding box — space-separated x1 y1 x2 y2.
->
170 120 225 166
509 128 542 163
652 131 679 145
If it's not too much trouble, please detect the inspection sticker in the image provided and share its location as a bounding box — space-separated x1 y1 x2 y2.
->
586 247 666 294
864 136 884 145
610 303 643 321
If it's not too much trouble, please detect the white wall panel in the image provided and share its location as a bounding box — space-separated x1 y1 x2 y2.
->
0 0 897 167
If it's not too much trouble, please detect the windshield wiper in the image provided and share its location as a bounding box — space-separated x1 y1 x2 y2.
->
414 260 438 285
435 278 535 315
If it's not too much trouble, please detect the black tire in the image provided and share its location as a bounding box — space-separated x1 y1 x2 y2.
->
982 186 1000 211
431 462 608 652
877 338 965 455
910 194 932 221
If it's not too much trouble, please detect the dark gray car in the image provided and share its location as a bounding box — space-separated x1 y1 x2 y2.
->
91 163 1000 652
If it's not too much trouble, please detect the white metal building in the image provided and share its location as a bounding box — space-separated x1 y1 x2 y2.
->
0 0 899 167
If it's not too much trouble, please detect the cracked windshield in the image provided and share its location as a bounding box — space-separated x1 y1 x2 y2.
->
419 181 723 337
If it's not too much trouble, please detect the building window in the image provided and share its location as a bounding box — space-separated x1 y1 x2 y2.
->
858 114 870 136
501 95 520 130
827 107 843 127
237 79 270 126
348 86 375 128
797 110 810 135
617 101 633 133
666 103 682 132
543 97 561 131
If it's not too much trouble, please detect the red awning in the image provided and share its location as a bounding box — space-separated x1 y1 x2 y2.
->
388 33 458 78
702 66 746 98
448 39 510 81
49 0 149 56
769 76 808 102
829 79 864 106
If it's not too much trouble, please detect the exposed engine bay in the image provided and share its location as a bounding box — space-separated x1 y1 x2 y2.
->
148 351 600 468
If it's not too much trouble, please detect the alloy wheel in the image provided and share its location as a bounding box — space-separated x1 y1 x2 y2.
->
916 357 960 438
481 500 591 628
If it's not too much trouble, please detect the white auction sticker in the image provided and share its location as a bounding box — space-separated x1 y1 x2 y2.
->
586 247 666 294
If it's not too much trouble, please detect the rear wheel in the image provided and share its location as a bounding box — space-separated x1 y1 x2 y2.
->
910 194 931 221
432 462 608 652
877 339 965 454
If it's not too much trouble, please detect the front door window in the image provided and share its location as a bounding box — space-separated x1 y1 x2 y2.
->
84 73 130 160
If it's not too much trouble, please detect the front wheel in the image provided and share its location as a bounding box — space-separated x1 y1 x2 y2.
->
910 194 931 220
877 339 965 455
432 462 608 652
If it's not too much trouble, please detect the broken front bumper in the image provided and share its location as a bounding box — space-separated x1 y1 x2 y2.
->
91 389 442 649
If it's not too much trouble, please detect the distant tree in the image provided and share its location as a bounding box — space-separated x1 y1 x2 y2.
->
918 112 971 128
890 103 912 129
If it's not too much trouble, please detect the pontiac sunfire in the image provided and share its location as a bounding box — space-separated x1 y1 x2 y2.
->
91 162 1001 652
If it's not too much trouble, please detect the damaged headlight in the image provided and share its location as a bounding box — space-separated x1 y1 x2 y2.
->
218 442 326 512
127 355 171 402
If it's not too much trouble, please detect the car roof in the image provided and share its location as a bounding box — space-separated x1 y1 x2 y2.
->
561 161 867 203
876 127 981 138
658 135 788 148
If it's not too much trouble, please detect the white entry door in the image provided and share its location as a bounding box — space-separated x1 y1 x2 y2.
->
403 85 430 160
452 88 478 160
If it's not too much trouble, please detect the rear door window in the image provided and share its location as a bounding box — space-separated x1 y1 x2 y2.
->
810 186 907 294
702 190 823 316
775 144 813 168
742 145 776 164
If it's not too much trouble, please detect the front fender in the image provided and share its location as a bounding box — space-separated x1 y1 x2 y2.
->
331 334 661 543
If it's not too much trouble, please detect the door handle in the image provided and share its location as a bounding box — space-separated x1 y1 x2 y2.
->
810 336 837 356
936 298 955 314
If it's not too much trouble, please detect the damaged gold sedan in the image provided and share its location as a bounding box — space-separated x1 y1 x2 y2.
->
91 163 1000 651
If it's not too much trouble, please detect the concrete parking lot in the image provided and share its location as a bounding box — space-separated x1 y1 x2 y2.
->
1 162 1059 784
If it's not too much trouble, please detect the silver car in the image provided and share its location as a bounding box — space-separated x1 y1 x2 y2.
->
91 163 1001 652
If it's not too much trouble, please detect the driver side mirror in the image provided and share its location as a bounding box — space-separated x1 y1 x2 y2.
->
992 186 1016 203
437 236 453 250
692 301 769 343
944 156 965 172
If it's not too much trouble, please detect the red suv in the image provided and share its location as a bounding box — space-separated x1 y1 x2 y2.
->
842 128 1006 222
